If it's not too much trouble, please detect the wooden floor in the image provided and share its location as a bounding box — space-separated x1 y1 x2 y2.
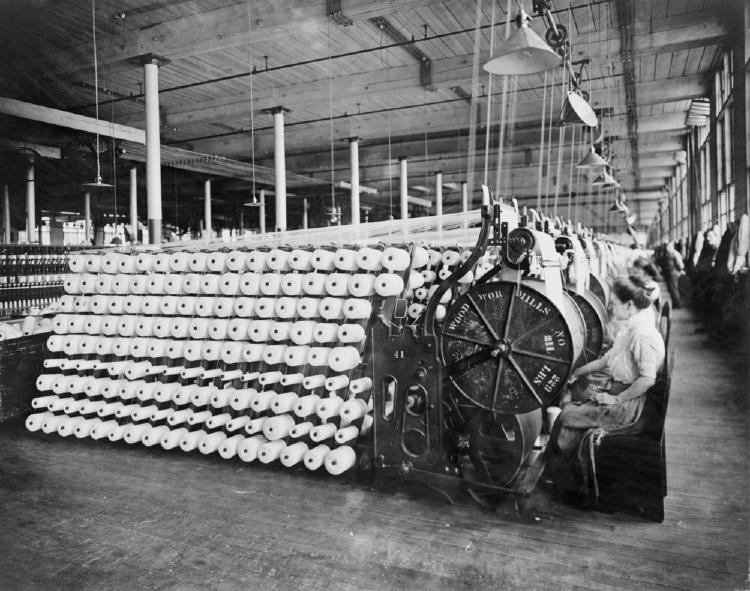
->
0 308 748 591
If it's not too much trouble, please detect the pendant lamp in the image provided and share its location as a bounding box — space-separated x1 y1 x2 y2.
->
559 90 599 127
576 146 608 170
82 0 112 191
483 11 562 76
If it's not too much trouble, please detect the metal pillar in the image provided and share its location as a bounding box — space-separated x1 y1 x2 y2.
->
129 167 137 244
348 137 361 226
265 107 289 231
3 185 10 243
204 179 212 241
302 198 308 230
84 192 91 245
26 158 35 243
259 189 267 234
399 157 408 223
435 170 443 232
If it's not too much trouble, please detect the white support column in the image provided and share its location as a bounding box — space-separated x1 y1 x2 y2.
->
259 189 267 234
26 158 35 243
435 171 443 233
140 55 169 244
129 167 137 244
3 184 10 243
203 179 212 241
348 137 361 226
84 192 91 245
399 157 408 223
461 181 469 229
302 198 308 230
266 107 288 231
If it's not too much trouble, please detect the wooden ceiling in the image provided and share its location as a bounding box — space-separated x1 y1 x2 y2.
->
0 0 728 234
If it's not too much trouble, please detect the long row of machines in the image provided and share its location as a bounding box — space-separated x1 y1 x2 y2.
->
25 193 631 502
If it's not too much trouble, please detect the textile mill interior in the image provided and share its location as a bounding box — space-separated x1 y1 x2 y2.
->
0 0 748 590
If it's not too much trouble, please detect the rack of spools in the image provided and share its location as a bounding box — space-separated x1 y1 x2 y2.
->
26 193 628 503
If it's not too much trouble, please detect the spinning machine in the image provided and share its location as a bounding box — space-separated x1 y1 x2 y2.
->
26 194 623 507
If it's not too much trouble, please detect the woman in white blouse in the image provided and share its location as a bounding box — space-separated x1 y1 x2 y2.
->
549 274 666 459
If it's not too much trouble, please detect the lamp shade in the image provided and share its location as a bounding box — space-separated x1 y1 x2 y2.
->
576 146 608 170
483 12 562 76
559 90 599 127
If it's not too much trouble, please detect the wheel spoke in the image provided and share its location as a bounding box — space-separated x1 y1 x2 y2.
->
444 348 494 376
507 355 545 407
490 356 505 411
501 283 516 339
467 292 501 341
441 330 494 348
512 348 568 365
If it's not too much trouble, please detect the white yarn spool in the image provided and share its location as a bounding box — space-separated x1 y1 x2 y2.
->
130 404 157 421
419 269 437 284
188 252 208 272
262 345 286 365
289 249 313 271
280 372 304 386
136 382 159 402
157 295 178 316
62 334 83 355
335 425 359 444
381 247 410 271
233 297 256 318
112 274 130 295
205 413 231 429
165 339 185 359
311 249 336 271
307 347 330 367
414 287 428 301
219 273 241 296
280 273 303 296
325 374 349 391
302 273 326 295
319 297 345 320
303 444 331 471
438 266 453 281
200 274 220 295
118 255 137 274
146 338 167 358
215 299 235 319
324 445 357 475
77 335 97 355
239 272 261 296
302 375 326 390
328 346 361 372
100 315 119 336
45 335 64 353
258 439 286 464
270 392 298 414
143 425 170 447
36 374 58 394
188 317 210 339
355 247 383 271
96 400 122 417
427 284 452 304
260 273 282 296
290 320 316 344
310 423 337 443
324 273 349 297
31 395 57 409
187 409 213 427
84 315 103 334
165 317 187 339
183 340 205 363
47 391 70 408
254 297 276 319
90 419 119 440
160 427 188 450
166 408 193 426
294 394 321 417
95 336 116 355
441 249 461 266
226 319 250 343
89 294 109 314
169 251 190 273
218 434 246 459
348 377 372 394
180 429 208 452
161 274 182 296
374 274 404 297
101 252 121 274
226 251 247 272
174 296 196 316
456 269 474 284
199 431 227 455
206 251 226 273
107 423 131 442
408 270 425 289
229 389 255 411
265 249 289 272
145 274 164 295
333 248 359 272
210 387 235 408
426 248 442 267
246 250 267 272
237 434 266 462
280 441 309 467
248 319 272 342
275 297 297 319
122 295 141 315
269 321 291 341
411 246 430 269
316 396 343 422
107 296 126 315
63 274 81 294
182 274 202 295
152 252 171 273
129 337 150 358
262 414 295 441
68 253 86 273
343 298 372 320
435 304 446 321
407 302 426 320
191 296 212 318
59 294 76 313
313 322 339 344
347 274 376 297
208 318 229 340
135 252 155 273
79 273 97 294
290 421 314 438
296 297 319 319
242 343 264 363
58 416 86 438
26 411 53 432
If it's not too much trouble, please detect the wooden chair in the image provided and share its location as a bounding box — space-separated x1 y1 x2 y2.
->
592 350 674 522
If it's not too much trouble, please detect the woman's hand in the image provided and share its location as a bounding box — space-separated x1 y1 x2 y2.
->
595 392 618 405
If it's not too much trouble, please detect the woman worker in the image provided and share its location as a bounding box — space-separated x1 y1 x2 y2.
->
547 274 666 494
